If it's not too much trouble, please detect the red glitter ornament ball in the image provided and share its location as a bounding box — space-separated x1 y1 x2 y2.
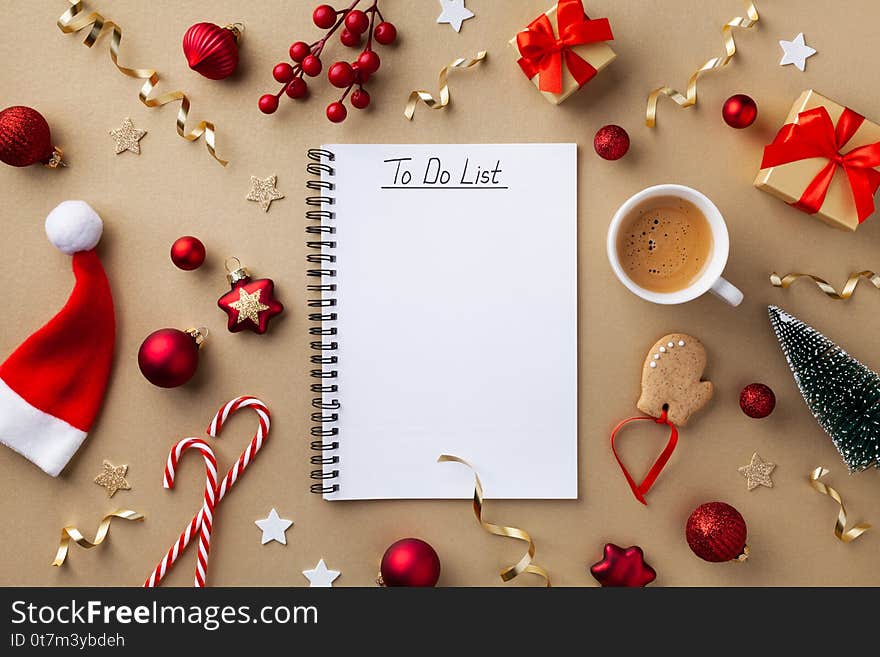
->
722 94 758 129
183 22 241 80
0 105 61 167
686 502 748 563
170 236 206 271
593 124 630 160
739 382 776 418
589 543 656 587
379 538 441 587
138 328 204 388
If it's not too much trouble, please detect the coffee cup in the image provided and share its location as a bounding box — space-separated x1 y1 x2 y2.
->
606 184 743 306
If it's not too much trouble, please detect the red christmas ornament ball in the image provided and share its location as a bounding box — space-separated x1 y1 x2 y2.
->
0 105 57 167
593 124 630 160
722 94 758 129
351 89 370 110
138 328 202 388
379 538 441 587
686 502 748 563
739 382 776 418
326 101 347 123
182 22 240 80
170 236 206 271
258 94 279 114
373 21 397 45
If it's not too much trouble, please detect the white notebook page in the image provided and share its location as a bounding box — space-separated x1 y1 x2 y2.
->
322 144 577 499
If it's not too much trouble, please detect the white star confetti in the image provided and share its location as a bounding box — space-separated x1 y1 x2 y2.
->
436 0 474 33
779 33 816 72
302 559 340 587
255 508 294 545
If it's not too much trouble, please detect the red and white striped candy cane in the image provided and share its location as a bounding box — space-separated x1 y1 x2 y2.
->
144 396 271 587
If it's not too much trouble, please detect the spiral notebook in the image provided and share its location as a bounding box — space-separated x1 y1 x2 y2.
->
306 144 577 500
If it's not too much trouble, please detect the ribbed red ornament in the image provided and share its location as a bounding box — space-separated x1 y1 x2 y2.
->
686 502 748 563
182 22 241 80
0 106 62 167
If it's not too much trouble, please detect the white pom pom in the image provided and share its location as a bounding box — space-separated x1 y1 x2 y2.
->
45 201 103 254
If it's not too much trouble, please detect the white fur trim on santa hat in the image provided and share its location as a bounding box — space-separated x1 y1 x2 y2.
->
45 200 103 254
0 378 87 477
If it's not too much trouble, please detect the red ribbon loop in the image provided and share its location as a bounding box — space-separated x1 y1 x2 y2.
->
761 106 880 223
610 410 678 505
516 0 613 94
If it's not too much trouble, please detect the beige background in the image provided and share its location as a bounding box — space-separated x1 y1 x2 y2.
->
1 0 879 587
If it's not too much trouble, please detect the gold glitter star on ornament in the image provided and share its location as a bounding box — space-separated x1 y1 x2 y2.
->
94 460 131 497
109 117 147 155
230 288 270 324
246 175 284 212
738 452 775 490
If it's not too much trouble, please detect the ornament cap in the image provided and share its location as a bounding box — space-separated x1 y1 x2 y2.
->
225 257 250 285
736 544 750 562
224 23 244 44
185 326 209 349
45 147 66 168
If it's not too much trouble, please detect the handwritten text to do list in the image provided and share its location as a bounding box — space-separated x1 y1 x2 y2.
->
382 156 506 189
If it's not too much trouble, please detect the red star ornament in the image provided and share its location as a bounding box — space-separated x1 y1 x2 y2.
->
218 259 284 334
589 543 656 587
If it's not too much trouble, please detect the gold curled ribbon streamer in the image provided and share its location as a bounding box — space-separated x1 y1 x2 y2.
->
56 0 227 165
404 51 487 120
52 509 144 566
438 454 551 586
770 271 880 300
645 1 759 127
809 468 871 543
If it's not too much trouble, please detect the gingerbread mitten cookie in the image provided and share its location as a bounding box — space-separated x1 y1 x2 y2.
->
637 333 713 426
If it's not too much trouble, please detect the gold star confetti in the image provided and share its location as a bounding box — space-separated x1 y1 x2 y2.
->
109 117 147 155
94 460 131 497
230 288 270 324
246 175 284 212
738 452 775 490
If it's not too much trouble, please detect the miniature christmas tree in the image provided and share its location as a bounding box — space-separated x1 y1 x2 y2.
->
769 305 880 471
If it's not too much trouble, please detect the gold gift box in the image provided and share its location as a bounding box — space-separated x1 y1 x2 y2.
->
754 89 880 231
509 5 616 105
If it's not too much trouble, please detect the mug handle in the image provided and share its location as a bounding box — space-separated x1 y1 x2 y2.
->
709 276 744 307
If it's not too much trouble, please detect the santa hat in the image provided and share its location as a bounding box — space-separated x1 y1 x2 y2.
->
0 201 115 476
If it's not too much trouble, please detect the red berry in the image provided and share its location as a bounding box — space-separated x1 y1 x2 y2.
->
285 77 308 99
340 28 361 47
326 101 347 123
258 94 279 114
289 41 311 62
344 9 369 34
328 61 355 88
351 89 370 109
273 62 294 83
352 63 370 84
313 4 337 29
373 21 397 45
301 54 322 77
357 50 380 74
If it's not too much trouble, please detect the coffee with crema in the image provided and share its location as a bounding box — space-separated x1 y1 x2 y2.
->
615 196 713 293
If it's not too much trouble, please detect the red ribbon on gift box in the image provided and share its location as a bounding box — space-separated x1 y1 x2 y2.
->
516 0 613 95
761 106 880 223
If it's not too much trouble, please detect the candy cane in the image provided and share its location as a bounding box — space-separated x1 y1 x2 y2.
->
159 438 217 587
144 396 271 587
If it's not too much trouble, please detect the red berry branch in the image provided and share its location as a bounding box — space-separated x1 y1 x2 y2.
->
259 1 397 123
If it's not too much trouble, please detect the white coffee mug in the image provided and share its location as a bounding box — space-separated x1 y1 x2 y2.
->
606 184 743 306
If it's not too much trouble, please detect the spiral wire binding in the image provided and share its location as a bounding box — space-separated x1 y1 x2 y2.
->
307 148 340 493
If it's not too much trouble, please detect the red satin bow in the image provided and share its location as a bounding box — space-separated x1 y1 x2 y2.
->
516 0 613 94
761 106 880 223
